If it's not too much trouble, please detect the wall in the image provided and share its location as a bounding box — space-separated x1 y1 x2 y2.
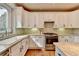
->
16 28 79 36
16 28 42 35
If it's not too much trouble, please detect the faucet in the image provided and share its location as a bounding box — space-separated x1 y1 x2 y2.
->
5 30 8 36
0 30 8 41
0 34 4 40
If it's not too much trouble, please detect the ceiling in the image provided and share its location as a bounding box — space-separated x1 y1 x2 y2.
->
16 3 79 12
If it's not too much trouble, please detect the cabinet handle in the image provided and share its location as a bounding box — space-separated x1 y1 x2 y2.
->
63 24 65 27
20 45 23 52
20 47 22 52
58 53 61 56
71 24 72 27
22 45 23 49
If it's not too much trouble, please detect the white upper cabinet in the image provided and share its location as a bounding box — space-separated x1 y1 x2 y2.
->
35 12 44 28
22 10 29 28
27 12 44 28
53 12 68 28
28 12 35 28
15 7 24 28
54 13 63 28
43 12 55 21
71 10 79 28
15 8 79 28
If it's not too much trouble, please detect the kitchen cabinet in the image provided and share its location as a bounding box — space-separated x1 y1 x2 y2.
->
28 12 35 28
70 10 79 28
20 39 27 56
35 12 44 28
43 12 55 21
16 7 31 28
16 9 79 28
53 13 64 28
53 12 69 28
74 36 79 43
58 35 74 43
22 10 29 28
27 12 44 28
26 38 29 51
66 12 76 28
15 7 24 28
9 42 21 56
9 37 28 56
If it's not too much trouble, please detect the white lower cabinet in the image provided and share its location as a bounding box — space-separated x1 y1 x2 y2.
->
9 38 28 56
20 39 27 56
9 42 21 56
58 36 74 43
74 36 79 43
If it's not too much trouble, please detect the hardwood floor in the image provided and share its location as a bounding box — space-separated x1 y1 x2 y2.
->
25 49 55 56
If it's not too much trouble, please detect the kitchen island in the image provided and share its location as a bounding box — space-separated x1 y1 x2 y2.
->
54 42 79 56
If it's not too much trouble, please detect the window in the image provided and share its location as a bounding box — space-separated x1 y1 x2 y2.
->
0 4 14 35
0 6 8 33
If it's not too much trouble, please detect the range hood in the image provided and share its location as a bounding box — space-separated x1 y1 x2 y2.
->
43 21 56 33
44 21 54 28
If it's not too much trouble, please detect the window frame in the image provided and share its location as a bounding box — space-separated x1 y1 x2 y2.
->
0 3 13 33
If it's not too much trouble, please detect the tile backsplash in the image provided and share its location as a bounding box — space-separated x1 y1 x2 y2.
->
16 28 42 35
16 28 79 36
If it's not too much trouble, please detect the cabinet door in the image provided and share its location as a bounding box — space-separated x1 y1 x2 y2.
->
22 10 29 28
16 7 23 28
36 12 44 28
58 36 66 42
61 13 68 28
67 12 75 28
21 39 27 56
71 10 79 28
26 38 29 51
54 13 63 28
28 12 35 28
74 36 79 42
43 12 53 21
9 42 21 56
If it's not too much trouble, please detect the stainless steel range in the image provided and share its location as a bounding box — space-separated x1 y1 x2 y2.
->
44 33 58 50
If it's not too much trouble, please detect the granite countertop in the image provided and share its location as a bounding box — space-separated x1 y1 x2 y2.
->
0 35 28 55
54 42 79 56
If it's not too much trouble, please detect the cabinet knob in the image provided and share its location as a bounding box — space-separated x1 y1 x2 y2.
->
71 24 72 27
63 24 65 27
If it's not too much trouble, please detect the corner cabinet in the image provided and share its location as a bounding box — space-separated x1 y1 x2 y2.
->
15 7 24 28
